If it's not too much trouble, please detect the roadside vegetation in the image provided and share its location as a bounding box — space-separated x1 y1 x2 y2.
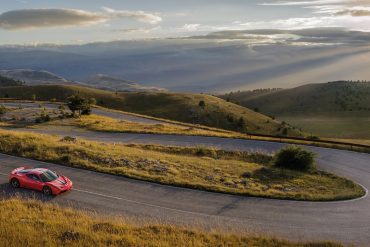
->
0 199 343 247
0 129 364 201
273 146 316 171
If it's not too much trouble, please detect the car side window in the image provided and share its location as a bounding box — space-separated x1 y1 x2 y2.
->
26 174 40 181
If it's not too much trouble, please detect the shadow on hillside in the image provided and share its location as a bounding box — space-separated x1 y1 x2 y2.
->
0 183 54 201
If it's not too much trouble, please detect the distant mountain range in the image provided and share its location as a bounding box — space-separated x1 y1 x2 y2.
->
0 69 166 92
1 28 369 93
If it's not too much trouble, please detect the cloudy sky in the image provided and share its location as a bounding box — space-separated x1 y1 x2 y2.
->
0 0 370 45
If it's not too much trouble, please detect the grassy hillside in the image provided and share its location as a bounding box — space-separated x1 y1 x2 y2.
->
221 81 370 139
0 75 24 87
221 81 370 115
0 199 342 247
0 84 300 136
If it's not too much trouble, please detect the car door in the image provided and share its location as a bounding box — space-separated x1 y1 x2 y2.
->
24 174 44 191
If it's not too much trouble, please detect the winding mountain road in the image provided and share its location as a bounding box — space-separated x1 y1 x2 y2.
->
1 102 370 245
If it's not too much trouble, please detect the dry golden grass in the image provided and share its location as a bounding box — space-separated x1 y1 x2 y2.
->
0 199 342 247
34 114 242 138
0 129 364 201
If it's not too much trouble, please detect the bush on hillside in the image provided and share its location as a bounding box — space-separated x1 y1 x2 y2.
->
273 145 316 171
198 100 206 109
0 105 6 115
35 111 51 123
307 135 320 140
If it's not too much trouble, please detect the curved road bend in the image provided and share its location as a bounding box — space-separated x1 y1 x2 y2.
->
0 129 370 245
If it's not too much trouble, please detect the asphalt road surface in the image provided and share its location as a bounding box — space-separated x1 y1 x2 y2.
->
0 103 370 245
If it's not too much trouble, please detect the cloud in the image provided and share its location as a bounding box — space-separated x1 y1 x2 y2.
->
179 24 201 31
335 9 370 16
0 8 162 31
260 0 346 6
190 28 370 46
257 0 370 32
111 26 160 33
0 9 104 30
101 7 162 24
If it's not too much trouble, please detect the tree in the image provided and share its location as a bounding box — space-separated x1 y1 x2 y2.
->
67 95 91 116
237 117 247 132
198 100 206 109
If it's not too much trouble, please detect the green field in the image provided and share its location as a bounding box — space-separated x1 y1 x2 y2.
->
279 112 370 139
220 81 370 140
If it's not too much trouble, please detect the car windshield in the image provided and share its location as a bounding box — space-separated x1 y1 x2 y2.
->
40 170 58 182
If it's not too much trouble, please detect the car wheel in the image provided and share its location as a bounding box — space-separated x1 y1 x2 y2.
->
10 178 20 188
42 186 52 196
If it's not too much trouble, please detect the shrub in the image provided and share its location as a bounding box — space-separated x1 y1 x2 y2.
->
88 98 97 105
307 135 320 140
60 136 77 143
35 111 51 123
0 105 6 115
198 100 206 109
273 145 316 171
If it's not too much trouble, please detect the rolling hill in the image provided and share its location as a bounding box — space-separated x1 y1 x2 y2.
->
220 81 370 139
0 84 301 136
0 69 70 85
0 75 24 87
221 81 370 114
82 74 167 92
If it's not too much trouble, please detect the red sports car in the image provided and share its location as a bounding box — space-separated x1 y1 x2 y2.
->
9 167 73 196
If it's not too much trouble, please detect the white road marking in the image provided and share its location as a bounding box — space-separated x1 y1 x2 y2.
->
73 188 216 218
0 172 8 176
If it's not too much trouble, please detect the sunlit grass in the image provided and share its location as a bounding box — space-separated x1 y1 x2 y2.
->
0 199 343 247
33 114 243 138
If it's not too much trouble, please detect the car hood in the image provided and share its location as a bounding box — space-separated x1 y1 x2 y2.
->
48 176 70 187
